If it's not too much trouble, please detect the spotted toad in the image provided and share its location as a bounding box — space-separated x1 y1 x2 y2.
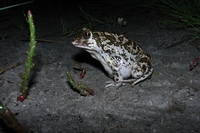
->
72 28 153 88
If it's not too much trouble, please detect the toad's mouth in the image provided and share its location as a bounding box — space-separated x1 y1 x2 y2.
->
72 41 93 50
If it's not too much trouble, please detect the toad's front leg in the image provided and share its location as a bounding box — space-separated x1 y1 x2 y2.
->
105 68 124 88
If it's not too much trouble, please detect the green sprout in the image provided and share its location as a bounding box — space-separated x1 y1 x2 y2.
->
117 17 127 27
18 10 37 102
66 71 95 96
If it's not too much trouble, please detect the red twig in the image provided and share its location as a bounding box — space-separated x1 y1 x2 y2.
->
189 56 200 70
72 63 86 79
79 68 86 79
0 101 30 133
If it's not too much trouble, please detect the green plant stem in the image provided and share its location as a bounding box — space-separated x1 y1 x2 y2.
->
19 10 37 100
0 101 29 133
66 71 95 96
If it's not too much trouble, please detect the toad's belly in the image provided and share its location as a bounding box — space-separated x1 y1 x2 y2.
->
119 66 132 79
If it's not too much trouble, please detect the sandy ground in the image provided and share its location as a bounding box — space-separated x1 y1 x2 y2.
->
0 1 200 133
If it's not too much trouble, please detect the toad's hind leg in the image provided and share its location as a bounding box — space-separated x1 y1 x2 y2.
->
117 67 153 85
132 67 153 85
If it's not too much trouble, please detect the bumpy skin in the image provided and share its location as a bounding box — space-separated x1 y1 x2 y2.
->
72 28 153 88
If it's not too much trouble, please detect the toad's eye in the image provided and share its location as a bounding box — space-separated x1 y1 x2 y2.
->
82 30 91 39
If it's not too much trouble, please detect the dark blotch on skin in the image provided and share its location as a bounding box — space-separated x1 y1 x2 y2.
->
140 56 152 67
93 32 100 38
104 33 116 42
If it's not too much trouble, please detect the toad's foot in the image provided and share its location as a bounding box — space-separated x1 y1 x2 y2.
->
105 81 124 88
117 78 149 86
